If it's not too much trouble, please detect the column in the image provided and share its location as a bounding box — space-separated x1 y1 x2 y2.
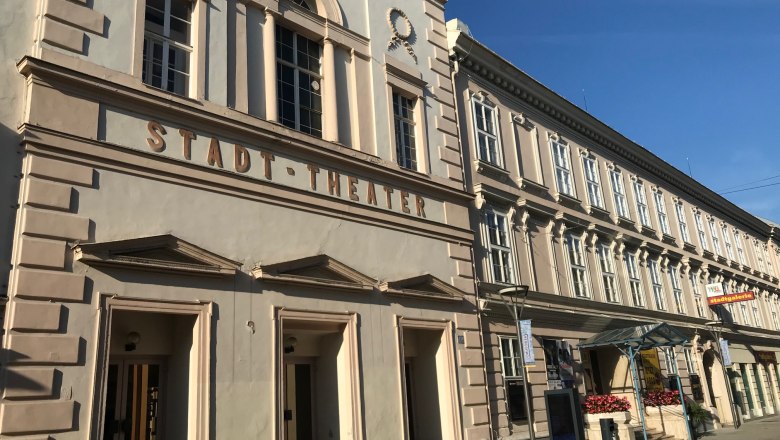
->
322 38 339 143
263 9 278 122
760 364 776 414
744 364 764 417
234 1 249 113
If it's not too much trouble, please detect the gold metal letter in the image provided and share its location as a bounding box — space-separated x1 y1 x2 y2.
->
234 144 251 173
260 151 275 180
179 128 195 160
207 138 224 168
146 121 167 152
415 195 426 218
307 164 320 190
348 176 359 201
328 171 341 196
367 182 377 205
383 186 394 209
400 190 411 214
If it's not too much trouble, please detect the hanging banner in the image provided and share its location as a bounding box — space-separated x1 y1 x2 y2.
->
519 320 535 365
720 339 732 366
640 349 664 392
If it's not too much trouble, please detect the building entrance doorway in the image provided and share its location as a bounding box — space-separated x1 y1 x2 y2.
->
283 362 314 440
104 359 165 440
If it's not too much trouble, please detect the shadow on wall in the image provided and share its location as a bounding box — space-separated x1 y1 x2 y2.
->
0 121 23 300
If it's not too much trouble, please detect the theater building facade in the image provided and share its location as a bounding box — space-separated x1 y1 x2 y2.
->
448 20 780 439
0 0 494 438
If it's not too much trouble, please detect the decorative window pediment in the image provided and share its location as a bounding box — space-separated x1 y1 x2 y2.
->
379 274 465 302
252 254 376 293
74 234 241 276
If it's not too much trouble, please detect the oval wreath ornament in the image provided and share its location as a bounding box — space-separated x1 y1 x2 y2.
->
386 8 417 63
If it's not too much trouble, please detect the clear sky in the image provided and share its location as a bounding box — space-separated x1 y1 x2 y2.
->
444 0 780 224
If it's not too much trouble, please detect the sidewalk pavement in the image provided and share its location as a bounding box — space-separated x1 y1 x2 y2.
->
699 414 780 440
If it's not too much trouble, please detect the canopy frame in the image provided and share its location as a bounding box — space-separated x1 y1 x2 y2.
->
578 323 692 440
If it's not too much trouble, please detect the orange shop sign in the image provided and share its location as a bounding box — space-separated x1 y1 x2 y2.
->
707 291 755 306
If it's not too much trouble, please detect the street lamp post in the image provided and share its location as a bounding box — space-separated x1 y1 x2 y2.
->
498 285 535 440
704 320 740 429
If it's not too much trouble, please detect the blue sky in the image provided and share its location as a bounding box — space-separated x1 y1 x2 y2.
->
444 0 780 223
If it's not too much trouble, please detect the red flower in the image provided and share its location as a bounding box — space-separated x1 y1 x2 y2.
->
642 391 681 407
582 394 631 414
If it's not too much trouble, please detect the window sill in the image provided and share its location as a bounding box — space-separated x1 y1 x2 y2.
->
638 224 657 238
683 242 697 253
554 192 581 207
586 204 611 220
475 159 510 182
516 177 548 195
701 249 714 259
661 233 677 245
613 215 635 228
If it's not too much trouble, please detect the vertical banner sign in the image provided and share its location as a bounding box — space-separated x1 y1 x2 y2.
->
640 349 664 392
519 320 535 365
720 339 732 366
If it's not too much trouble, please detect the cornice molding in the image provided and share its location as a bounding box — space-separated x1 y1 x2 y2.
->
449 33 772 237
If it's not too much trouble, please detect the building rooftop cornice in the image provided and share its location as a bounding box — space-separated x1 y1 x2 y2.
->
448 29 773 238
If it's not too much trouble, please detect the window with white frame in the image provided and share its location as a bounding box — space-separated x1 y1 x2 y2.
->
596 243 620 303
663 348 676 375
734 230 747 265
739 302 751 325
582 156 604 209
771 297 780 331
765 246 774 276
499 336 523 378
674 201 691 243
633 180 652 228
689 270 707 318
653 189 671 235
565 233 589 298
551 139 575 197
609 168 630 219
392 92 417 170
727 302 737 324
485 208 513 284
694 211 709 251
143 0 192 95
669 265 685 314
709 218 722 256
625 250 645 307
753 240 766 273
752 301 763 328
277 25 323 136
472 98 502 166
722 224 735 260
648 258 666 311
683 347 697 375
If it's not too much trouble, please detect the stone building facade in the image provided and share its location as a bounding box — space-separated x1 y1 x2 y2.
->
448 19 780 440
0 0 492 438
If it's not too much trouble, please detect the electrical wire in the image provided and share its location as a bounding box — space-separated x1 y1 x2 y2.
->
720 181 780 195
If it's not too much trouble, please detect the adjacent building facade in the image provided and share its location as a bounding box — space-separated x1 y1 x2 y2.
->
448 20 780 440
0 0 493 438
